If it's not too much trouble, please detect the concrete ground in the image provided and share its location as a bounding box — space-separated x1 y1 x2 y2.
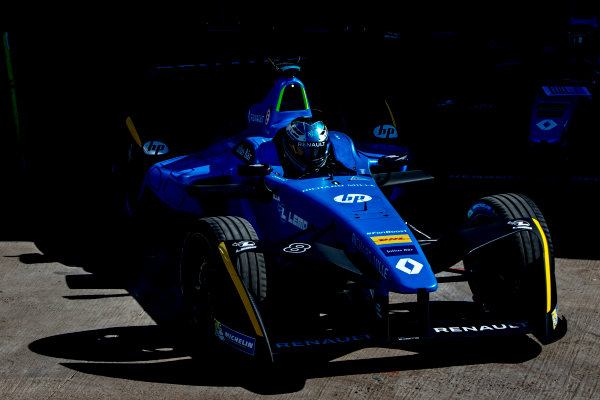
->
0 235 598 399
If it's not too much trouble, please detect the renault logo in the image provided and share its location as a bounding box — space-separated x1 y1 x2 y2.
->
395 258 423 275
536 119 558 131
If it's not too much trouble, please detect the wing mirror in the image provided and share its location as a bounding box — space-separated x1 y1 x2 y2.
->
238 163 273 177
377 154 409 169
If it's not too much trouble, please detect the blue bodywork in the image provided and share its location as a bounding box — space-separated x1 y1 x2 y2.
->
128 62 566 359
140 72 437 295
529 85 592 146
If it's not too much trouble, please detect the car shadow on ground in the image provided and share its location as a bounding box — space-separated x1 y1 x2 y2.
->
11 168 581 395
28 324 542 395
23 227 543 395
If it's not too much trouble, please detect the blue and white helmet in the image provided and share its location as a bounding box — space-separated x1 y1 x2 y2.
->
281 117 330 174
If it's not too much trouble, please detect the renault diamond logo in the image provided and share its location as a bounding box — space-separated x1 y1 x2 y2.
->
395 258 423 275
536 119 558 131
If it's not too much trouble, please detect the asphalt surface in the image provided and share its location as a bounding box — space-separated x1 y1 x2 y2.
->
0 231 598 399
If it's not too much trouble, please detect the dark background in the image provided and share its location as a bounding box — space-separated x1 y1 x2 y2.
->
1 2 599 257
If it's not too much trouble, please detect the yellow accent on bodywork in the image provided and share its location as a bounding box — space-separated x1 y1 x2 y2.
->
532 218 552 313
384 99 397 131
217 242 264 337
126 116 142 148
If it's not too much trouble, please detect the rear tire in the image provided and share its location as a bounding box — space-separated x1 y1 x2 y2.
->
464 193 552 319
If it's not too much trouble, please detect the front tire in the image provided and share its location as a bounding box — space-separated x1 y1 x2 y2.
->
179 216 267 336
464 193 553 320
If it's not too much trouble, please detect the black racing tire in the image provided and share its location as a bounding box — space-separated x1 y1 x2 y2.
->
179 216 267 334
464 193 552 318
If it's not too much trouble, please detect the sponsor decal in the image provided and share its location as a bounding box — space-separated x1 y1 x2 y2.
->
278 204 309 230
232 241 257 253
552 308 558 330
233 142 255 163
352 233 389 279
542 86 591 97
571 176 600 183
395 258 423 275
302 185 343 192
301 184 375 193
288 211 308 230
507 220 532 230
248 111 265 123
334 194 373 204
382 245 418 257
215 320 256 355
370 235 411 245
297 141 327 147
278 203 287 223
536 119 558 131
271 173 288 182
373 124 398 139
265 108 271 125
143 140 169 156
275 333 371 348
349 176 370 181
283 243 311 254
366 229 407 236
396 336 420 342
433 322 528 333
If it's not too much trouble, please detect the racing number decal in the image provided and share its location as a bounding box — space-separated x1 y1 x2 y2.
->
283 243 311 254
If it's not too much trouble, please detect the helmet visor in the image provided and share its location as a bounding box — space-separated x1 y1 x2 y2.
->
292 121 326 139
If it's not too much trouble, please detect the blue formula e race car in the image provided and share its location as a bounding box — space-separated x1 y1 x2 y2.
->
120 60 566 363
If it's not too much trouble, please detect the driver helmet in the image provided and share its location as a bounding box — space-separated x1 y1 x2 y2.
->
280 117 330 175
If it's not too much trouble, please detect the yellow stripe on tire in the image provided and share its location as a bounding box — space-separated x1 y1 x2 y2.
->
218 242 264 337
532 218 552 313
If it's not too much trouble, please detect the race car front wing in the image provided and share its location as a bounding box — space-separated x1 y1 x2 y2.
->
207 218 566 361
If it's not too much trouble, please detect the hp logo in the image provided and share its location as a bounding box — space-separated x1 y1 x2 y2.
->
334 194 373 204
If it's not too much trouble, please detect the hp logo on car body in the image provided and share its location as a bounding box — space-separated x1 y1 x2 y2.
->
334 194 373 204
143 140 169 156
373 124 398 139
